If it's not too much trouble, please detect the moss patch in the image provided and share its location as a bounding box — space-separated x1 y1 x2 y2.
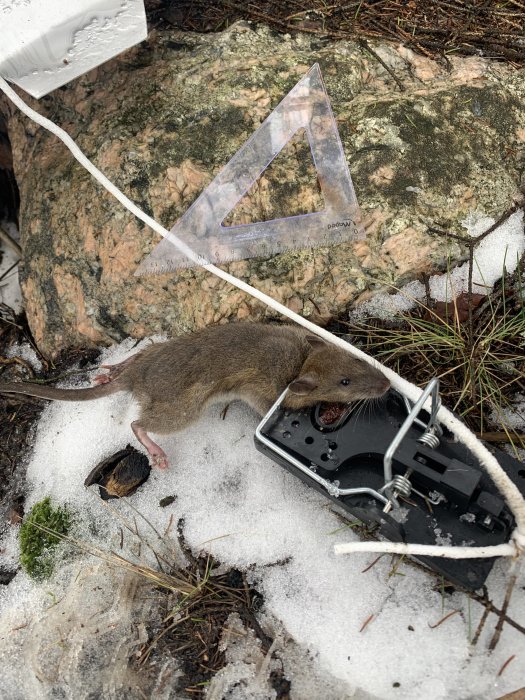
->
19 497 73 581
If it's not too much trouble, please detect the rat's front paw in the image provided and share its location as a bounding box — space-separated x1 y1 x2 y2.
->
93 373 111 385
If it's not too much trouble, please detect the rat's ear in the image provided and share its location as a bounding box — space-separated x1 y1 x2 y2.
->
288 374 318 395
305 335 328 351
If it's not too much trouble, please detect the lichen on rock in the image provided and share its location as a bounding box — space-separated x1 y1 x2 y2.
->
2 23 524 355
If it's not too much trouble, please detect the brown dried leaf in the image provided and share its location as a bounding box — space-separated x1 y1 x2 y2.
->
426 293 485 324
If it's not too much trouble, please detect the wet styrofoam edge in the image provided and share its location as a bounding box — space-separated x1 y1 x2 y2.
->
0 0 147 98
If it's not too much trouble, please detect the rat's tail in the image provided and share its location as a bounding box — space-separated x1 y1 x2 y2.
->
0 380 122 402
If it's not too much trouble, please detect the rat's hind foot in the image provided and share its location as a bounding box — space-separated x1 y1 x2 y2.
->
132 420 169 470
93 356 137 386
151 453 169 470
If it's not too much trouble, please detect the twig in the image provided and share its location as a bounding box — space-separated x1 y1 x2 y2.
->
0 225 21 257
488 558 522 651
471 603 491 646
428 200 523 354
470 588 525 639
358 38 405 91
427 200 522 251
427 227 468 244
474 201 523 244
419 272 432 307
428 609 460 629
476 431 525 446
0 259 18 283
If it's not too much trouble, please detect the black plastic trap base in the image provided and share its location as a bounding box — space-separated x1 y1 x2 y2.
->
254 390 525 590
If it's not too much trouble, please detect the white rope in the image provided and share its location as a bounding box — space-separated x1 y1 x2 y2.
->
333 541 518 558
1 76 524 562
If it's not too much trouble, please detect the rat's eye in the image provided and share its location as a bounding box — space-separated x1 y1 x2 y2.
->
340 378 350 386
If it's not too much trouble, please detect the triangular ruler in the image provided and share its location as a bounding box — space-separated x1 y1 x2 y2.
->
136 63 363 274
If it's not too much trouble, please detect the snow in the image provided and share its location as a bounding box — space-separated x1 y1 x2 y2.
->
0 210 524 698
352 280 425 321
5 342 43 372
489 394 525 432
0 340 524 699
352 209 525 318
430 210 525 301
0 526 21 572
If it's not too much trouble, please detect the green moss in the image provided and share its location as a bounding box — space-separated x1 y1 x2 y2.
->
19 498 73 581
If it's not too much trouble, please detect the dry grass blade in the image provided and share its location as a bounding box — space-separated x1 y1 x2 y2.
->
27 521 197 595
152 0 525 64
138 555 265 694
24 517 266 696
428 609 460 629
348 265 525 438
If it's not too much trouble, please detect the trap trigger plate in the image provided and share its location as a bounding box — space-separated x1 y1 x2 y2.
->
254 387 525 590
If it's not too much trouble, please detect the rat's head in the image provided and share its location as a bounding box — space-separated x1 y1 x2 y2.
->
284 335 390 409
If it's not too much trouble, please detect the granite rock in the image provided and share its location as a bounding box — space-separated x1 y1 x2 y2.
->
2 23 524 355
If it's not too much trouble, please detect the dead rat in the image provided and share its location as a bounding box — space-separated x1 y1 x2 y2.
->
0 323 390 469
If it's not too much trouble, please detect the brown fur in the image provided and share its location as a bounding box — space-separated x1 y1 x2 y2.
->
0 323 390 468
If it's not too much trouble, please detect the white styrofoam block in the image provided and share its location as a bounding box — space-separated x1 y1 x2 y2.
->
0 0 147 98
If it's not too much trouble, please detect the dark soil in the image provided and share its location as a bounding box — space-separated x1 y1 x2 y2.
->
135 524 291 698
0 117 19 225
0 308 43 583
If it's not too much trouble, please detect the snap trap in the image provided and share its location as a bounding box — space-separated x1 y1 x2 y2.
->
254 379 525 590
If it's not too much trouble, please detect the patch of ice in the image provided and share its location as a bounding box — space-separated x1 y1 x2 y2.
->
433 527 453 547
489 394 525 432
351 280 425 320
390 505 410 524
0 525 20 572
459 513 476 524
428 491 447 505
